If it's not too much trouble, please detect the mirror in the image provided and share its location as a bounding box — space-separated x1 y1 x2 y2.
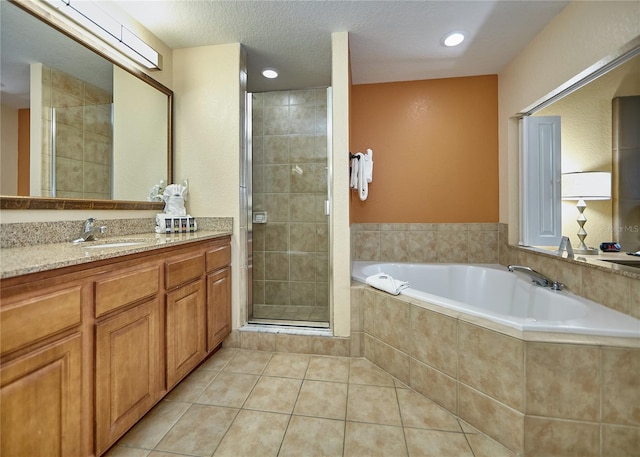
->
520 45 640 250
0 0 172 210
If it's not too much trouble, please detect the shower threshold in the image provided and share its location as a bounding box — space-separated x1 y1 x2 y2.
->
247 318 330 329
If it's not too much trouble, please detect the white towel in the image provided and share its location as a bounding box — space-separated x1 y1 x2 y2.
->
350 154 361 189
358 153 367 200
364 148 374 183
365 272 410 295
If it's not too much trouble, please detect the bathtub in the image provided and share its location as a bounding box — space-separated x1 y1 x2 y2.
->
352 261 640 338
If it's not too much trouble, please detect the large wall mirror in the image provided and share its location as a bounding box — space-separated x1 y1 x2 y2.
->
519 39 640 253
0 0 172 210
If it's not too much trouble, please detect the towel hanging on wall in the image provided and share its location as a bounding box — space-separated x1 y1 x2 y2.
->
350 149 374 201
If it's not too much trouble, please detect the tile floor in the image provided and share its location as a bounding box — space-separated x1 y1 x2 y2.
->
105 348 517 457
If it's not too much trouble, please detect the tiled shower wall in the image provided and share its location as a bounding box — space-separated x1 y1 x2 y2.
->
41 65 112 199
251 89 329 322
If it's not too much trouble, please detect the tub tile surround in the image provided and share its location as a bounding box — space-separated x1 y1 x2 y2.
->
352 222 639 318
353 284 640 456
351 222 500 264
348 222 638 455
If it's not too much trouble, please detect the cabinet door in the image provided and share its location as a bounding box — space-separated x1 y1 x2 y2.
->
1 333 82 457
95 299 161 455
207 267 231 352
166 280 206 388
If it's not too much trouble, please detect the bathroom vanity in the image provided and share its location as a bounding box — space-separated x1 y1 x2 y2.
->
0 233 231 456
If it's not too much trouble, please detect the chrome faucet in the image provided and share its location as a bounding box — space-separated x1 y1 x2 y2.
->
72 218 107 243
507 265 565 290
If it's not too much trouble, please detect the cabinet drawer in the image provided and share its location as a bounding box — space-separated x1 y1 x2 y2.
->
95 266 160 317
205 242 231 273
165 254 205 290
1 286 82 355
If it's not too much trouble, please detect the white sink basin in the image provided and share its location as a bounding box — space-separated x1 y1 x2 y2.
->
84 241 145 249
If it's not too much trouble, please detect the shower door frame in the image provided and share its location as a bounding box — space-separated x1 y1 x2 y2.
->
245 88 332 329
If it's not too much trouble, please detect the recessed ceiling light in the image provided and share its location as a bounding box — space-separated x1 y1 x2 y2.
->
262 68 278 79
442 32 465 47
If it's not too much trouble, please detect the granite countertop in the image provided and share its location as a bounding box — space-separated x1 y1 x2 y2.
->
0 230 232 279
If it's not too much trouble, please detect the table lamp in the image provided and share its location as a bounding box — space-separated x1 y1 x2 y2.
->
561 171 611 254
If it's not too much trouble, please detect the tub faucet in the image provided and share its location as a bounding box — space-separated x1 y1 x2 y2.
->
72 218 107 243
507 265 565 290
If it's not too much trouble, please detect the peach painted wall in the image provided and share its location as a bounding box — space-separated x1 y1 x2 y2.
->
350 75 498 223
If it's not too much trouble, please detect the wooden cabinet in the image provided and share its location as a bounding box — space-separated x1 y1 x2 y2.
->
95 298 162 455
166 280 206 388
207 267 231 351
0 235 231 457
0 277 87 457
1 333 82 457
205 240 232 352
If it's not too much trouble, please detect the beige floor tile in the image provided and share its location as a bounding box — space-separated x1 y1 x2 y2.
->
293 379 348 420
199 347 237 371
397 389 461 432
195 372 259 408
117 400 190 449
306 355 350 382
263 352 310 378
349 358 395 386
223 349 272 374
212 410 290 457
165 368 218 402
347 384 402 426
244 376 302 413
344 422 407 457
466 433 517 457
148 452 193 457
155 404 238 456
458 419 481 434
104 446 150 457
404 429 473 457
279 415 345 457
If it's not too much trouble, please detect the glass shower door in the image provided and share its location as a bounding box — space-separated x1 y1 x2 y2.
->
248 88 330 326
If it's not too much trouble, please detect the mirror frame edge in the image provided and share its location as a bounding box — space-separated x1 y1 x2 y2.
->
1 0 173 211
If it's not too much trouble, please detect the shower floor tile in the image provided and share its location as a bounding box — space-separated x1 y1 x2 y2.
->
106 349 517 457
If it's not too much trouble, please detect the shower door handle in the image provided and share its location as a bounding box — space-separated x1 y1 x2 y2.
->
324 200 330 216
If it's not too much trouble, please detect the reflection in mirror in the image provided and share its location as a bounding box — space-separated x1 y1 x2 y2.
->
0 0 172 209
520 47 640 252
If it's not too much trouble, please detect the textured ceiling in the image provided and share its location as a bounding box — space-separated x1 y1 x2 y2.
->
111 0 569 92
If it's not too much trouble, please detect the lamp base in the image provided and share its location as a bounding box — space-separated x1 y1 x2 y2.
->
573 247 599 255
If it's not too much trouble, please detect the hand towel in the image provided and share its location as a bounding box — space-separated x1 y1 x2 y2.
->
364 148 374 183
365 272 410 295
358 152 368 201
350 155 360 189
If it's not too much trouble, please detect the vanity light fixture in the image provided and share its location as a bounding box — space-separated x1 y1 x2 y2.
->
561 171 611 255
262 68 279 79
43 0 162 70
442 31 465 47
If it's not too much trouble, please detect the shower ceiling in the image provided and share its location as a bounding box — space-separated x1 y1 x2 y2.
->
111 0 569 92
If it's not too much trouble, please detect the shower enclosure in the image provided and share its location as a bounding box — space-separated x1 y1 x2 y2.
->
247 88 330 326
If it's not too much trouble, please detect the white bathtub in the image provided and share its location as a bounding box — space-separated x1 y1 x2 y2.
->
352 261 640 338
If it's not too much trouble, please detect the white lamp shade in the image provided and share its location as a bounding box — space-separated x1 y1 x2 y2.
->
561 171 611 200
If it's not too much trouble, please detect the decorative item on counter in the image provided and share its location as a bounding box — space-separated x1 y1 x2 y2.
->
163 182 189 216
155 214 197 234
148 179 166 202
600 242 621 252
155 180 197 234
